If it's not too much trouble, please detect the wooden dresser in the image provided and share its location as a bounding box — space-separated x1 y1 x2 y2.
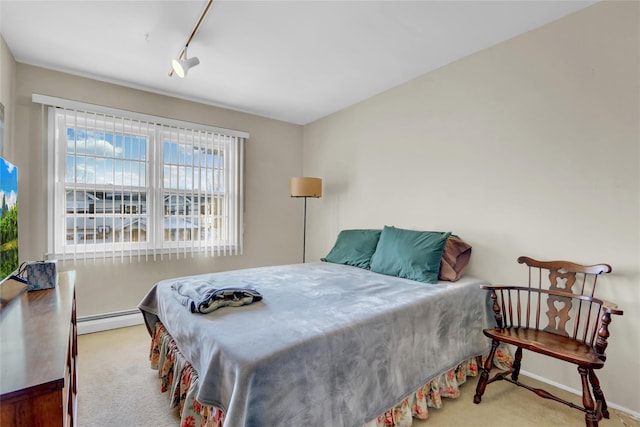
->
0 271 77 427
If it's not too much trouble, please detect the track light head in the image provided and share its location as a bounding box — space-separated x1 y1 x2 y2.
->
168 0 213 78
171 48 200 78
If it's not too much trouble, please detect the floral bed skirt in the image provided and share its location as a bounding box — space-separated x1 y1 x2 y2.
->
149 322 513 427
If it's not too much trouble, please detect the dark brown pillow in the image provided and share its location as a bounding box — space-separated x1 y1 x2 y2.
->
439 235 472 281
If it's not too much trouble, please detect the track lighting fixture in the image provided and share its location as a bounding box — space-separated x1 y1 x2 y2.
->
172 48 200 78
169 0 214 78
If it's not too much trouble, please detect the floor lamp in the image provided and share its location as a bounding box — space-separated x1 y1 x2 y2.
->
289 177 322 263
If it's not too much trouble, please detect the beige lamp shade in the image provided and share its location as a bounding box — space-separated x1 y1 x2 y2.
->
289 177 322 198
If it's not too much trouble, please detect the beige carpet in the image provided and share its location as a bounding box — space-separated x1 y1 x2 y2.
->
78 325 638 427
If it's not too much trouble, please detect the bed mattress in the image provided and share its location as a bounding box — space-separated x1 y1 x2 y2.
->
138 262 492 427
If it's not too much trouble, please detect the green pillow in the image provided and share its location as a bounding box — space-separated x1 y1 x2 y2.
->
321 229 382 269
370 226 451 284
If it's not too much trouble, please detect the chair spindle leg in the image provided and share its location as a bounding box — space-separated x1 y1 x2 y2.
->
474 339 499 404
511 347 523 382
579 366 598 427
588 369 609 419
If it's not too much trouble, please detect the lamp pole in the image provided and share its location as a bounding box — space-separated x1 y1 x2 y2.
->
302 196 308 263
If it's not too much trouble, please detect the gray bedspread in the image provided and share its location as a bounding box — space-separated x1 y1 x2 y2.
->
138 262 492 427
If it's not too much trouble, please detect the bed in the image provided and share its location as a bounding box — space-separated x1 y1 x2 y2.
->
138 228 512 427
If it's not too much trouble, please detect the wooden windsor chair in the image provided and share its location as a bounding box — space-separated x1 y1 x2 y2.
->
473 256 623 427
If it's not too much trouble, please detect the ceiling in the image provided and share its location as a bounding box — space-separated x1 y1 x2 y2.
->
1 0 597 125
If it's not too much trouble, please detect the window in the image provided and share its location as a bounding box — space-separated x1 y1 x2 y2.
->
41 98 247 261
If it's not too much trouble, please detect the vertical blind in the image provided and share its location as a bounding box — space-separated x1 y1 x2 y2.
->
33 94 248 262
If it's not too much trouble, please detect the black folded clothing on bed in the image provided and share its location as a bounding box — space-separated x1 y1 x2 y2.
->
171 280 262 314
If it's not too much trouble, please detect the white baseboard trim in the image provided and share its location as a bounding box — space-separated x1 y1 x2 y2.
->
520 369 640 420
77 310 144 335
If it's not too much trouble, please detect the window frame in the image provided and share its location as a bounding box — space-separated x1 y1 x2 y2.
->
41 98 247 261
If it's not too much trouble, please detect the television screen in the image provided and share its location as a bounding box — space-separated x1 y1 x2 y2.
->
0 156 18 282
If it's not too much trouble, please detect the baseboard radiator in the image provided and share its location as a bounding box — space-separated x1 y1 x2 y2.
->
77 309 144 335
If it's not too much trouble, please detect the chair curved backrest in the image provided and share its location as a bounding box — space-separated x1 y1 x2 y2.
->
507 256 621 360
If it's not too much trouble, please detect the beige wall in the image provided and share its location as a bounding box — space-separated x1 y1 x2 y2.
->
303 1 639 414
11 64 304 317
